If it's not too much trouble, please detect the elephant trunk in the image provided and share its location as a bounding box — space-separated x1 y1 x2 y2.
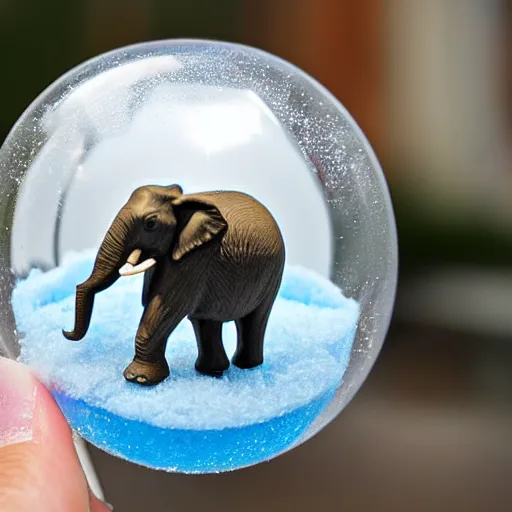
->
63 211 131 341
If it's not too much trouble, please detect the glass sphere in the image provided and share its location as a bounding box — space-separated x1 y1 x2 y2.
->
0 39 397 473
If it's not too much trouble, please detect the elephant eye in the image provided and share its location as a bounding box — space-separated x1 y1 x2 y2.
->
144 218 158 231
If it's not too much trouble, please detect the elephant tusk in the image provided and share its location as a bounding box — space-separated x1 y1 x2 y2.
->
126 249 142 265
119 248 143 275
119 258 157 276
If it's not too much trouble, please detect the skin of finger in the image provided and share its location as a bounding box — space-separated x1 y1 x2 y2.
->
0 374 108 512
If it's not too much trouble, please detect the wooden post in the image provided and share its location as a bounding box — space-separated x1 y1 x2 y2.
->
243 0 386 162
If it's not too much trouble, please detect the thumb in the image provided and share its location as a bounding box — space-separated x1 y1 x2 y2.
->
0 357 112 511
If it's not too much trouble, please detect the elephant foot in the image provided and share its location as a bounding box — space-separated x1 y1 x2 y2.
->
232 352 263 370
123 358 170 386
195 355 229 378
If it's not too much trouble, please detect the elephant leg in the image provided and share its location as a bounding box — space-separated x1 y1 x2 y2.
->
190 318 230 377
233 297 274 370
124 295 186 386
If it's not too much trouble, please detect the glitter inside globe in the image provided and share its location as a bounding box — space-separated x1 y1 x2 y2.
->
0 39 397 473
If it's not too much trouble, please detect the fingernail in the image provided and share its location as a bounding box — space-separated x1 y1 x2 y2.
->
0 357 37 447
89 489 114 511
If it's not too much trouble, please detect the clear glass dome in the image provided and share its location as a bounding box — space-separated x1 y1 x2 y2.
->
0 39 397 473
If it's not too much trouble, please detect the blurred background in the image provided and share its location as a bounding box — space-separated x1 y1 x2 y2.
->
1 0 511 510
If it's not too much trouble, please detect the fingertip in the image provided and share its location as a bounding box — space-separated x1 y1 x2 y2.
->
0 357 91 511
0 357 37 448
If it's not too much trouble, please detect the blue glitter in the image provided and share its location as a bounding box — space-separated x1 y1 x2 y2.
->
53 388 335 473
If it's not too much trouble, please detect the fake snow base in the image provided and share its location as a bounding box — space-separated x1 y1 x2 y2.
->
13 250 359 472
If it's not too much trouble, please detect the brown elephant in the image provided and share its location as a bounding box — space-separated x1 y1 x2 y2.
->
63 184 285 386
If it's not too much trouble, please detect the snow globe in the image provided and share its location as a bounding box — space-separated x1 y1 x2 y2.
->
0 39 397 473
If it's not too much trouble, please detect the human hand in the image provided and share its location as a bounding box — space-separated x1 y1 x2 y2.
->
0 357 112 511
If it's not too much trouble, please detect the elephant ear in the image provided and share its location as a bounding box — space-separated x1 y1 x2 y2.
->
171 196 227 261
164 184 183 199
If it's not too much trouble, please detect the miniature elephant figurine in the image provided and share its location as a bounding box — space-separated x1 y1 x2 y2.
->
63 185 285 386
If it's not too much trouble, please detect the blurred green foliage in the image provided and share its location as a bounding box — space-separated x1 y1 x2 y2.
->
391 184 512 274
0 0 84 141
151 0 243 43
